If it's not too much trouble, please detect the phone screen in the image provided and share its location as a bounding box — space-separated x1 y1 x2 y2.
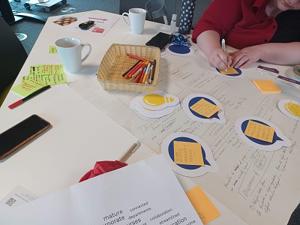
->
145 32 171 49
0 114 51 160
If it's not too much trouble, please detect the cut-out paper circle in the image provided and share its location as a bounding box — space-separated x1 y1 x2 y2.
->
278 99 300 121
161 132 217 177
216 67 242 77
182 94 225 123
236 117 292 151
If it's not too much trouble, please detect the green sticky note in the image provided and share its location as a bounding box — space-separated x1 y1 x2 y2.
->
49 46 57 54
24 64 67 86
11 80 46 97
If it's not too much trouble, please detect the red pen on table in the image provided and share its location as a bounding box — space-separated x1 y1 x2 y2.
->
8 85 51 109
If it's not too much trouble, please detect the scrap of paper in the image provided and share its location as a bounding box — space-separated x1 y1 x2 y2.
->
11 80 46 97
191 98 220 118
186 186 220 225
244 120 275 143
23 65 67 86
49 46 57 54
252 80 281 94
174 141 204 166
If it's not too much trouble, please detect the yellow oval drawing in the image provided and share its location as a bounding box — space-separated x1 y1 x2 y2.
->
285 102 300 117
143 94 174 106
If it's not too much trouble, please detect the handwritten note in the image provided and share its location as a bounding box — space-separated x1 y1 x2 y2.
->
174 141 204 166
244 120 275 143
190 98 220 118
11 80 46 97
23 65 67 86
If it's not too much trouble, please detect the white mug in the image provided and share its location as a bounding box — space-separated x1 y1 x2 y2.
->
55 37 92 73
122 8 147 34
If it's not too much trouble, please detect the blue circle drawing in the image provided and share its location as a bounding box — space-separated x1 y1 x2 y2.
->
241 120 283 145
188 97 219 119
216 68 242 77
168 136 210 170
168 44 191 54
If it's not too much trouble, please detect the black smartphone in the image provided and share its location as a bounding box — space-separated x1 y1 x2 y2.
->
145 32 172 50
0 114 51 160
78 20 95 30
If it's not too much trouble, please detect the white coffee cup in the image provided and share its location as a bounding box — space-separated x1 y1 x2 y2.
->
122 8 147 34
55 37 92 73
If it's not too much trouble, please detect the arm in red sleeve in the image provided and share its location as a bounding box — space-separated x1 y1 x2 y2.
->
192 0 243 43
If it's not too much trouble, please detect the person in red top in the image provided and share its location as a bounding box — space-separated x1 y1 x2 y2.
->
192 0 300 70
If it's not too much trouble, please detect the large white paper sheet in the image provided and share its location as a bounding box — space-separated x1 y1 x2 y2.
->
70 47 300 225
0 155 203 225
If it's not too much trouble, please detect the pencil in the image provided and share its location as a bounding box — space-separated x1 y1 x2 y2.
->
119 141 141 162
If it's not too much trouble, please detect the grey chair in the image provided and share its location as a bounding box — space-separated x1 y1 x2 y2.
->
145 0 168 24
0 17 27 107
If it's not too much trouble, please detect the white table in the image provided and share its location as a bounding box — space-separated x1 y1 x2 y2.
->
1 10 299 225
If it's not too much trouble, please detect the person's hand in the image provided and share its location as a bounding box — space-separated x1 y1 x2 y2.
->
208 48 232 70
231 46 263 68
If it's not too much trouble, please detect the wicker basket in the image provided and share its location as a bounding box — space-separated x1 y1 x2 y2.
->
97 44 160 92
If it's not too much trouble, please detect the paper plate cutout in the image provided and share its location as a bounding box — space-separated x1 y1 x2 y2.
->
236 117 292 151
216 67 242 77
139 91 179 111
182 94 225 123
167 44 193 56
278 99 300 121
161 132 217 177
130 91 180 119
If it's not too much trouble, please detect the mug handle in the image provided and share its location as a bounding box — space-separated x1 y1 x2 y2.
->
122 12 129 26
81 43 92 62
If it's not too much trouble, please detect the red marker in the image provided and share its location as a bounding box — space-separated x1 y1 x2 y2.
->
8 85 51 109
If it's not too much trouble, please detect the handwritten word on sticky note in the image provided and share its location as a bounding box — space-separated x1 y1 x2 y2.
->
12 80 46 97
252 80 281 94
191 99 220 118
244 120 275 143
174 141 204 166
186 186 220 225
23 65 67 86
285 102 300 117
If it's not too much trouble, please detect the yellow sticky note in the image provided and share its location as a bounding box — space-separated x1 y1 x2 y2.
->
11 80 46 97
186 186 220 225
190 98 220 118
49 46 57 54
244 120 275 143
285 102 300 117
174 141 204 166
219 67 238 75
252 80 281 94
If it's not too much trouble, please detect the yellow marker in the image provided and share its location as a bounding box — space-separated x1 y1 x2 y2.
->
143 94 174 106
190 98 220 118
174 141 204 166
186 186 220 225
285 102 300 117
219 67 238 75
252 80 281 94
244 120 275 143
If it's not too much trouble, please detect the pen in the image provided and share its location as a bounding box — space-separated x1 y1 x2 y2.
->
119 141 141 162
277 75 300 86
221 39 229 69
8 85 51 109
258 65 279 74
